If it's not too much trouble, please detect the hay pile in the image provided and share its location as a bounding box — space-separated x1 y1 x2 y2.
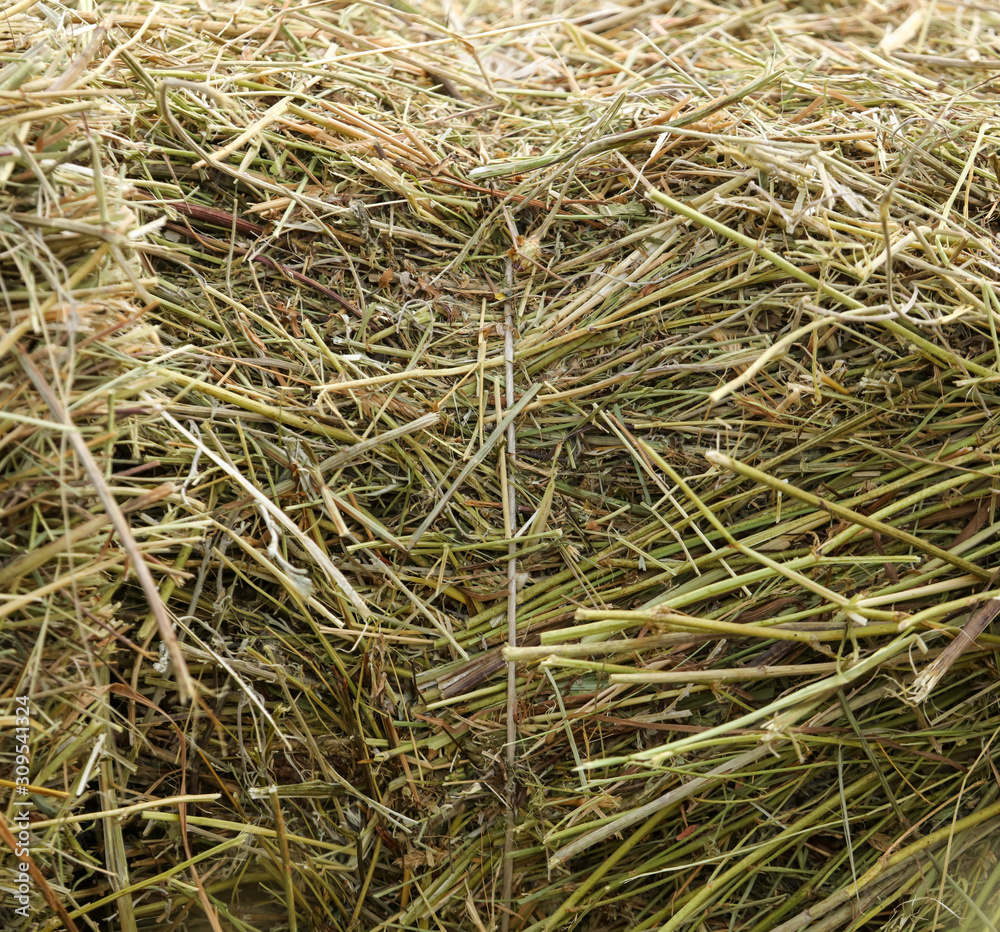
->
3 0 1000 929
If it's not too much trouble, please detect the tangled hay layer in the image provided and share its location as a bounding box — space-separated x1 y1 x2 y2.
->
3 0 1000 929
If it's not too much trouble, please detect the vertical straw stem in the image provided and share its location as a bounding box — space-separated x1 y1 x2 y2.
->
501 257 519 932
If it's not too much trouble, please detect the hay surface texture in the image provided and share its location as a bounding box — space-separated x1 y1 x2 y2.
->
3 1 1000 930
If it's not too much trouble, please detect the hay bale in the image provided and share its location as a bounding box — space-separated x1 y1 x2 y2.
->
2 1 1000 929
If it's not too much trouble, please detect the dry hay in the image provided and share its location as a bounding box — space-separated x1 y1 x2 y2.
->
2 0 1000 930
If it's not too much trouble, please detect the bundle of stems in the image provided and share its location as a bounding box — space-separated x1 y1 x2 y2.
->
2 0 1000 929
